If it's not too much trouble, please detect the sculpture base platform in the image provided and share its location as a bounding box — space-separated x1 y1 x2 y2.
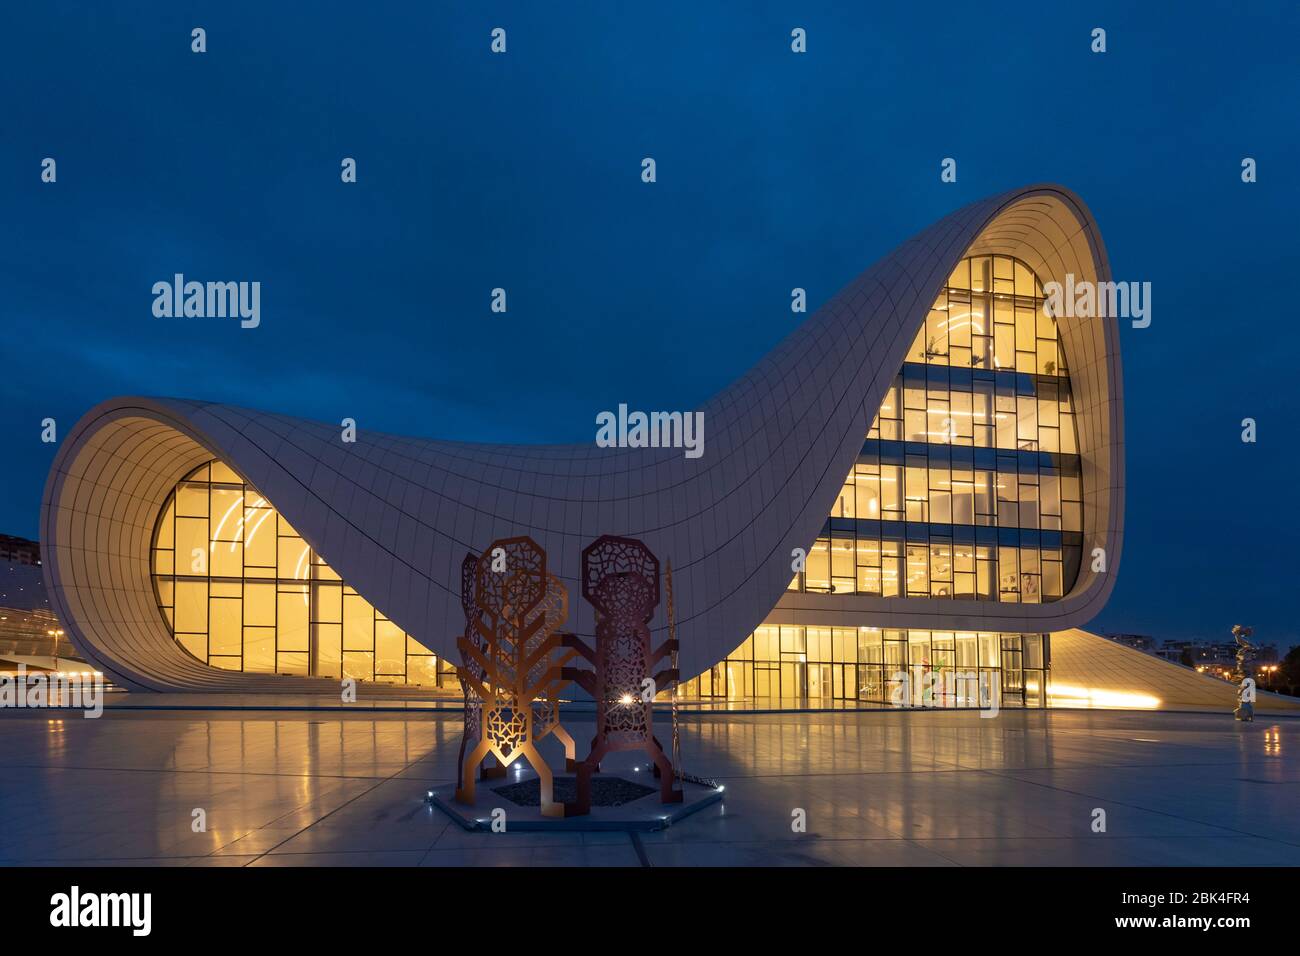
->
427 768 724 832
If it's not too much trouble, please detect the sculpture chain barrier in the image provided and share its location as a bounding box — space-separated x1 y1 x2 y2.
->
454 536 576 818
563 535 683 816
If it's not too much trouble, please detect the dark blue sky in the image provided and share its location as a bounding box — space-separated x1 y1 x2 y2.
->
2 2 1297 646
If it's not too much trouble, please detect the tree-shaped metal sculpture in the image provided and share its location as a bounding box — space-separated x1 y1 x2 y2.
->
456 554 481 772
563 535 682 816
454 536 576 817
456 552 502 782
526 578 578 775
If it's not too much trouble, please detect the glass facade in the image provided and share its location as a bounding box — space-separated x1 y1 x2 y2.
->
151 256 1074 708
680 256 1075 707
151 460 455 687
678 627 1048 709
790 254 1083 603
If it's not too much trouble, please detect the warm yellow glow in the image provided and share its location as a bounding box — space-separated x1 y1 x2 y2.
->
236 498 273 552
210 493 245 547
619 693 635 705
1049 684 1161 710
153 459 447 686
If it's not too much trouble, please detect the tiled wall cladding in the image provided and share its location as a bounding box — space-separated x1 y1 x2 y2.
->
41 185 1123 692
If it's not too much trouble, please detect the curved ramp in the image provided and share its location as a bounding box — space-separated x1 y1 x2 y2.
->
1050 629 1300 713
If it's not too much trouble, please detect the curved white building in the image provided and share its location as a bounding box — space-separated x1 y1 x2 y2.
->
43 185 1130 705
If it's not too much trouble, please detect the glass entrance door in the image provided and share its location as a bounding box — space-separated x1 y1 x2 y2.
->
780 659 806 701
807 663 833 701
1000 635 1024 707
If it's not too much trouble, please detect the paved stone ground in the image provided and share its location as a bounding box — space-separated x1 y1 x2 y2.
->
0 707 1296 866
489 775 657 808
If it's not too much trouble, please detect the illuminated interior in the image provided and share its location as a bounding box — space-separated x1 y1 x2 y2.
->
151 460 454 686
680 256 1076 706
790 255 1082 602
149 263 1078 703
677 627 1049 708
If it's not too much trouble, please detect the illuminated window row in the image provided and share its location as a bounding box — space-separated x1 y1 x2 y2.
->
678 627 1048 708
151 461 455 686
797 254 1084 604
870 363 1077 454
831 453 1083 532
791 533 1078 602
907 255 1062 377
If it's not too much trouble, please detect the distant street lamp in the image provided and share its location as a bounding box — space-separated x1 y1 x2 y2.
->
47 627 65 669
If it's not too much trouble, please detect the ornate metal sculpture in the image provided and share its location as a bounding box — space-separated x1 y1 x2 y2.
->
1232 624 1257 681
454 537 576 817
1232 624 1257 722
456 552 498 782
563 535 682 815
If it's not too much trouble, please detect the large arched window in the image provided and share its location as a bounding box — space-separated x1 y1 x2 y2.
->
151 460 452 686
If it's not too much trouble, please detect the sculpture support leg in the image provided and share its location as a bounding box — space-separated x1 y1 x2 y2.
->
649 734 667 778
455 736 493 805
647 739 683 803
566 739 609 817
456 699 479 780
550 723 578 771
519 742 563 818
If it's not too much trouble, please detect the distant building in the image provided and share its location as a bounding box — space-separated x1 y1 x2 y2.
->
1196 643 1237 666
1154 639 1278 679
1105 633 1155 652
1159 641 1223 665
0 535 40 566
1 538 71 668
